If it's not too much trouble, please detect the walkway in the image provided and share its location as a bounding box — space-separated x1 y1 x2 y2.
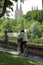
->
0 47 43 63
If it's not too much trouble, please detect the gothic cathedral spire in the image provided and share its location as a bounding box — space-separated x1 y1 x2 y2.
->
15 0 23 18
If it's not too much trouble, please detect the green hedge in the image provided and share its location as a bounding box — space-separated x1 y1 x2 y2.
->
29 38 43 44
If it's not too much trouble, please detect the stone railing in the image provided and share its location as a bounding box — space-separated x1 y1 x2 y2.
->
27 44 43 57
0 39 43 57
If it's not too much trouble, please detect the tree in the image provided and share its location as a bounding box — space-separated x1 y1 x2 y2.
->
23 10 43 23
27 21 42 38
0 0 24 18
0 0 9 17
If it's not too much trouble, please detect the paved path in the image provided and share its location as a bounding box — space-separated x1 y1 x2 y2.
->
0 47 43 63
0 47 19 55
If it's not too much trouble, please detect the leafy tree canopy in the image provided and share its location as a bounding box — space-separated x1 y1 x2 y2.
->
23 10 43 23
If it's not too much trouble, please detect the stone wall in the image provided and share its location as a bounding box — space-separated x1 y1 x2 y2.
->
27 44 43 56
0 40 43 57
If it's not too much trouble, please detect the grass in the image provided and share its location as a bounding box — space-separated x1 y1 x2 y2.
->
0 51 43 65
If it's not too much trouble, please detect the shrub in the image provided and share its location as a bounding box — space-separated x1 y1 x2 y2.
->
27 22 42 38
29 38 43 44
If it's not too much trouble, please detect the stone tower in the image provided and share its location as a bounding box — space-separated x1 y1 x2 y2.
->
15 0 23 18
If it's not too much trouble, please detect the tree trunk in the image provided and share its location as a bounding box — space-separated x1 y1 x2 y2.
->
0 0 9 18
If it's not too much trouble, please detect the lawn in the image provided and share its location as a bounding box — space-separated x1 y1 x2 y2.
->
0 51 43 65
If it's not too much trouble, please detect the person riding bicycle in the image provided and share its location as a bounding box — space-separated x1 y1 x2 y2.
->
17 29 28 54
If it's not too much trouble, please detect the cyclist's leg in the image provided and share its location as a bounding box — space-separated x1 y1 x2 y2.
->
23 42 28 57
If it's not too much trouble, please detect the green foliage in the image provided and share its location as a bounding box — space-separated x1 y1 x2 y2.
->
39 22 43 32
23 10 43 23
0 18 43 45
27 21 42 38
29 38 43 44
17 17 28 30
0 0 3 7
0 18 28 32
0 18 42 33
